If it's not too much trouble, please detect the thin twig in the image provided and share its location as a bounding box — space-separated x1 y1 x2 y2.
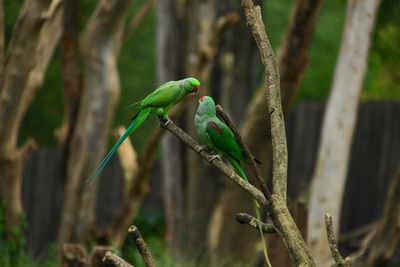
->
128 225 156 267
216 104 270 198
236 212 276 233
103 251 134 267
325 213 352 267
160 118 267 206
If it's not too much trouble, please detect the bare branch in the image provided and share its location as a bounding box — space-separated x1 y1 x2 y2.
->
103 251 134 267
325 214 352 267
241 0 287 201
240 1 315 265
236 212 276 234
160 118 267 206
123 0 156 41
128 226 156 267
216 104 270 198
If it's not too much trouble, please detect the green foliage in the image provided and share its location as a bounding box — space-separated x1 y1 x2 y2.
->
0 203 25 260
363 1 400 100
0 203 57 267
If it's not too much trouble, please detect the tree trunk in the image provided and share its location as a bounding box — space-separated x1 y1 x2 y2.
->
307 0 382 264
0 0 61 228
209 0 322 264
157 0 189 260
55 0 82 161
57 0 132 248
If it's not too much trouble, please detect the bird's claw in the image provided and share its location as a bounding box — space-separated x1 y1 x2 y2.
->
160 118 172 128
197 145 208 153
208 154 222 163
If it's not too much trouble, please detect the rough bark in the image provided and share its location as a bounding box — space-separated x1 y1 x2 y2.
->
0 0 61 228
157 0 188 260
353 168 400 267
240 1 314 265
308 0 382 264
103 251 134 267
267 200 308 267
161 116 315 266
210 0 323 263
57 0 132 248
128 226 156 267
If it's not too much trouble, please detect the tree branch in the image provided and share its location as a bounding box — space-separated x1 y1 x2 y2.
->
160 118 267 206
108 7 239 246
240 0 287 202
236 212 276 233
216 104 270 198
240 1 315 265
103 251 134 267
128 226 156 267
325 214 352 267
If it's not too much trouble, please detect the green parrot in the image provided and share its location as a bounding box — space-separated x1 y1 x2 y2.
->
88 77 200 184
194 96 271 266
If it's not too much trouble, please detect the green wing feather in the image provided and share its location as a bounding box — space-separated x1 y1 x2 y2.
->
141 81 182 108
205 120 246 162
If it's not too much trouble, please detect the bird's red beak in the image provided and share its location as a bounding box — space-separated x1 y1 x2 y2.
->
199 96 206 103
194 86 199 93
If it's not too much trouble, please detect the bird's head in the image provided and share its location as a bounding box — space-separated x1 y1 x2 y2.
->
196 96 216 116
183 77 200 94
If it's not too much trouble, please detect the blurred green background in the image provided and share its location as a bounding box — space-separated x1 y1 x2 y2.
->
2 0 399 266
5 0 399 149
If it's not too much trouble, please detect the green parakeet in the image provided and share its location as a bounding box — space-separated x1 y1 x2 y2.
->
88 77 200 184
194 96 271 266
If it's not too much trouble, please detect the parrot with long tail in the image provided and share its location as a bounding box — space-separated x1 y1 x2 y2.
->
194 96 272 266
88 77 200 185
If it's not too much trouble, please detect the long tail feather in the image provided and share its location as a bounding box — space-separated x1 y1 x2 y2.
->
87 109 151 185
227 157 272 267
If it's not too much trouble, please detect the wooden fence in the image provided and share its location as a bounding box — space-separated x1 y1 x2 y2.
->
18 102 400 261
